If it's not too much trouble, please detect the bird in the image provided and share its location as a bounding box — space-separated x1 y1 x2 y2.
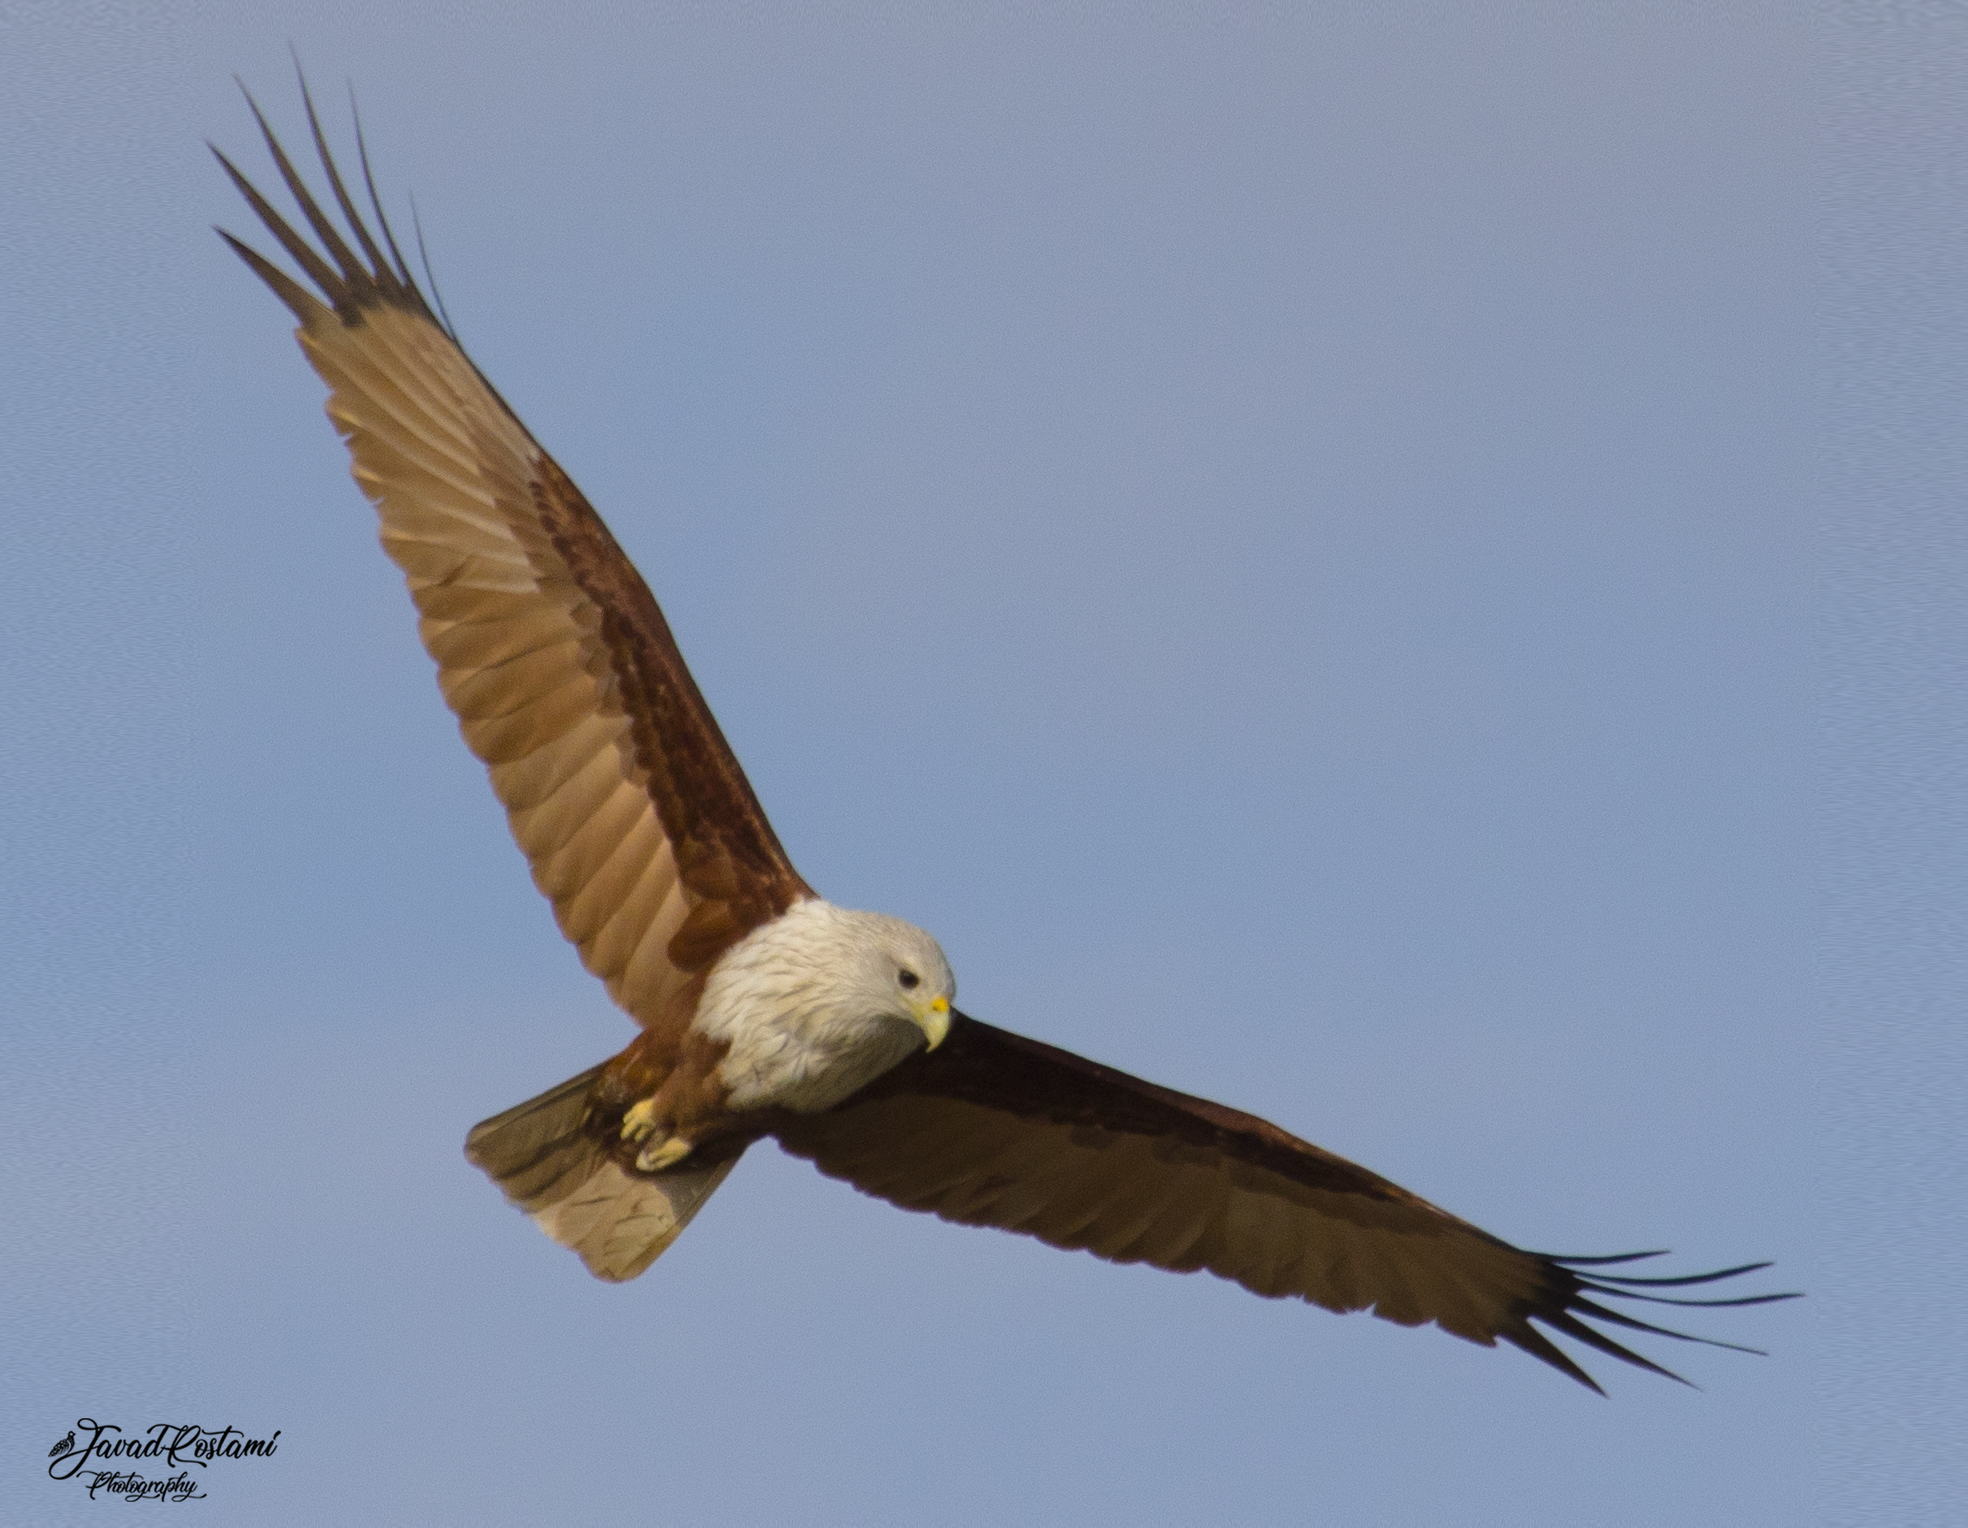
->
213 81 1795 1394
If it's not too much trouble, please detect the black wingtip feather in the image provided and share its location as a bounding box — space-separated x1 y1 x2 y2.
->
1540 1308 1697 1388
1510 1251 1797 1390
348 87 421 295
1579 1259 1775 1287
210 139 348 307
1501 1323 1608 1396
241 76 370 290
408 191 461 342
1591 1290 1800 1310
294 61 400 299
1536 1248 1673 1267
214 225 323 323
1567 1294 1773 1357
216 70 449 335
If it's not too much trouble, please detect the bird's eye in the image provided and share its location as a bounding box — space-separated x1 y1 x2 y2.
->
898 969 920 990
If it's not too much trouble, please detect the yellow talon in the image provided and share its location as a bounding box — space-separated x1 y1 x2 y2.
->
635 1137 694 1173
620 1098 662 1142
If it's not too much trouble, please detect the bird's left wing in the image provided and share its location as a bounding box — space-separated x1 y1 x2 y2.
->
214 89 812 1031
776 1014 1792 1390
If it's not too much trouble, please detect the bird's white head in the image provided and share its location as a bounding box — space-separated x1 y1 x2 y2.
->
808 902 957 1050
697 899 957 1112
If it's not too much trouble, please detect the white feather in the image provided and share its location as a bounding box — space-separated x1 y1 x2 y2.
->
695 899 957 1112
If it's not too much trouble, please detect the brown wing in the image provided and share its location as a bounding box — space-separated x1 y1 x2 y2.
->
775 1015 1793 1390
215 89 811 1026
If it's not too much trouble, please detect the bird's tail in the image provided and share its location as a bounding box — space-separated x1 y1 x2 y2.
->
464 1065 741 1282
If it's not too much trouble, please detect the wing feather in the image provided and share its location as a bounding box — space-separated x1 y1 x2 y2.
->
218 102 812 1028
554 809 662 937
577 835 679 967
530 779 656 907
422 608 582 676
777 1015 1795 1389
616 878 701 1003
458 677 601 764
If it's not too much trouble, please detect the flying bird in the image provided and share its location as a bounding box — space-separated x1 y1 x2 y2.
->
215 85 1794 1393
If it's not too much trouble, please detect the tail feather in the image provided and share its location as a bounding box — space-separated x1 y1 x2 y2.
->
465 1066 741 1282
466 1064 608 1212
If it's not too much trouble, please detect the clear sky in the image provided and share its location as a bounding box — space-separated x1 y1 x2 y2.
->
0 4 1863 1524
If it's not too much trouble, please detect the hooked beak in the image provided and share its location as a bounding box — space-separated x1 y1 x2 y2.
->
915 995 952 1051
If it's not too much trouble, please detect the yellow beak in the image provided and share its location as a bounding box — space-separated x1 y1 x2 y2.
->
916 995 952 1051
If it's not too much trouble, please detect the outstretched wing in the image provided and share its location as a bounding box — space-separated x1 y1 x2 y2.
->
216 87 812 1028
776 1015 1794 1390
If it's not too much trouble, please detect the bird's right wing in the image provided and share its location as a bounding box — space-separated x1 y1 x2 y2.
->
215 88 812 1030
776 1015 1795 1390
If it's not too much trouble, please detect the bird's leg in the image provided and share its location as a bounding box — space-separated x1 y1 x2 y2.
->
619 1097 662 1142
619 1098 695 1172
609 1028 739 1174
635 1137 694 1172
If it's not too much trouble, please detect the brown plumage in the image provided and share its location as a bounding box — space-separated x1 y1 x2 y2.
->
217 81 1795 1389
214 91 810 1039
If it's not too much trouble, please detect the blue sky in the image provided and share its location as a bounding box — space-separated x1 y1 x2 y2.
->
0 4 1873 1523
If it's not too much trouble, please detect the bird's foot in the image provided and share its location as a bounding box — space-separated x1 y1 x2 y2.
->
620 1098 662 1143
620 1097 693 1171
634 1136 694 1173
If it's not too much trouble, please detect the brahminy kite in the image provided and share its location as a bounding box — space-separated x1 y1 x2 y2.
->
214 84 1794 1392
